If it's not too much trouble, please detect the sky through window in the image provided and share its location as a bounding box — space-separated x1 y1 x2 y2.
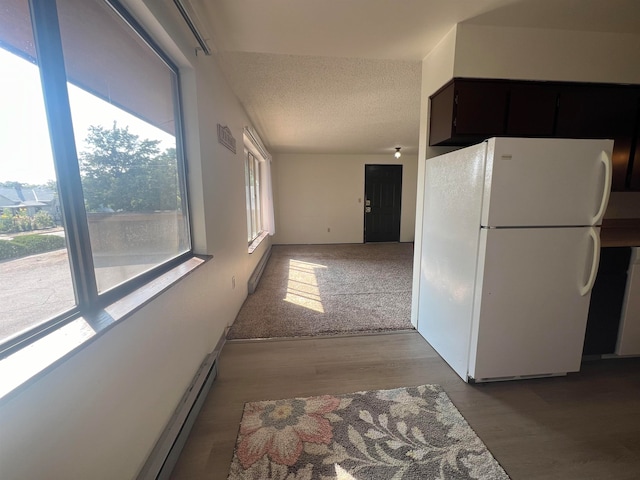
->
0 47 175 185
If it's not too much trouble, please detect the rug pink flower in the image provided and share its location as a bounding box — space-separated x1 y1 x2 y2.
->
237 395 341 468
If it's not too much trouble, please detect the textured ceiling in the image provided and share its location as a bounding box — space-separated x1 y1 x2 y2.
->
217 52 421 155
190 0 640 156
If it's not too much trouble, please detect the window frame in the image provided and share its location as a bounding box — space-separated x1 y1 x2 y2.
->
245 149 263 244
0 0 193 359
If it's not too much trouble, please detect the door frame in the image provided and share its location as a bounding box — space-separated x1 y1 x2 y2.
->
364 164 403 243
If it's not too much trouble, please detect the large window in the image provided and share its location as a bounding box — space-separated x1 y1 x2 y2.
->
0 0 191 354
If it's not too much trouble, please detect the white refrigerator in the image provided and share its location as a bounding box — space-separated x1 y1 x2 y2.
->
416 137 613 382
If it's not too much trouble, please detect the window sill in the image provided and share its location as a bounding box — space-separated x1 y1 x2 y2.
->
0 255 209 405
248 231 269 254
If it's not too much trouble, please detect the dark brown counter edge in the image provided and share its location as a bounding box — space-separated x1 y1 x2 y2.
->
601 218 640 247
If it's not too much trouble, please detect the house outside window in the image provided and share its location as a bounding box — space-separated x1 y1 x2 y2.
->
0 0 191 355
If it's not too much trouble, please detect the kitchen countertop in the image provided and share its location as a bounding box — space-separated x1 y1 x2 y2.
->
601 219 640 247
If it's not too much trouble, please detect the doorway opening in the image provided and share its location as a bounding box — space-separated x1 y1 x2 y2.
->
364 164 402 242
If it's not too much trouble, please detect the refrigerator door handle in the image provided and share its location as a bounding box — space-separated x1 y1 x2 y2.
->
580 227 601 296
592 151 612 225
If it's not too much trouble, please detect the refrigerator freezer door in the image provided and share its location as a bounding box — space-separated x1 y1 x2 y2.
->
481 138 613 228
468 226 599 381
416 142 487 380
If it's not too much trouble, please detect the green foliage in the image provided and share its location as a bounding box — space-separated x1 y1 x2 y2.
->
11 234 65 251
12 212 32 232
0 180 24 189
33 211 55 230
0 209 13 234
80 122 180 213
0 180 52 190
0 240 26 260
0 209 55 233
0 234 65 261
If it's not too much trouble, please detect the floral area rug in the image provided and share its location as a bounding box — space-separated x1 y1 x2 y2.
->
227 385 510 479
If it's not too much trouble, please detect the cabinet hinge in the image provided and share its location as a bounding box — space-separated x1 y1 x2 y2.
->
453 118 457 128
454 94 458 105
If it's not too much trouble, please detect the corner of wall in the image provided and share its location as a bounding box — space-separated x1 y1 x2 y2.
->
413 25 459 326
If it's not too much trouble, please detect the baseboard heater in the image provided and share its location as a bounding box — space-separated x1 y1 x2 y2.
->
137 334 225 480
248 245 272 294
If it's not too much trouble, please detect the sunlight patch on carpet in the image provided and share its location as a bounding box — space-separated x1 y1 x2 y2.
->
284 259 327 313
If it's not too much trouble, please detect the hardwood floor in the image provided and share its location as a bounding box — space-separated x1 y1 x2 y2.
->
169 331 640 480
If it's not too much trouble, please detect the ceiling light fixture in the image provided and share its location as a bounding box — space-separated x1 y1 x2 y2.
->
394 147 402 159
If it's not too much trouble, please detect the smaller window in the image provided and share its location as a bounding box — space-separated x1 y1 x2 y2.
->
244 150 262 243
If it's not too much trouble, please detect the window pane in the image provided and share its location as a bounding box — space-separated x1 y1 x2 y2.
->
253 157 262 238
244 150 265 243
249 156 256 240
0 1 76 344
57 0 190 293
244 152 253 242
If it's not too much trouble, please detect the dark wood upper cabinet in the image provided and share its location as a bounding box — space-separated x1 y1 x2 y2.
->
556 85 638 191
429 79 508 146
429 78 640 191
455 80 508 137
429 82 456 146
556 85 637 138
506 83 558 136
631 112 640 191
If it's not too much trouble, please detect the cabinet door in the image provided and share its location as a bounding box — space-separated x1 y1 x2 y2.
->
455 80 508 137
557 86 638 191
617 249 640 354
556 86 636 138
583 247 631 356
507 83 558 136
429 80 509 146
630 103 640 191
429 82 455 146
632 149 640 191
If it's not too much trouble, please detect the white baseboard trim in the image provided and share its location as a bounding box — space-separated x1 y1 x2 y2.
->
248 245 272 294
137 332 226 480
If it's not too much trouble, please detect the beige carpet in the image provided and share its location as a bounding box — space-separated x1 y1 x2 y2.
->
227 243 414 339
227 385 510 479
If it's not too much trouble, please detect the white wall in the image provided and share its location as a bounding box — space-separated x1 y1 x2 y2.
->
0 1 270 479
454 24 640 84
272 153 418 244
411 26 459 326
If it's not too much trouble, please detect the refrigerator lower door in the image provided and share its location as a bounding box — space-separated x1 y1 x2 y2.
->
468 226 599 382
